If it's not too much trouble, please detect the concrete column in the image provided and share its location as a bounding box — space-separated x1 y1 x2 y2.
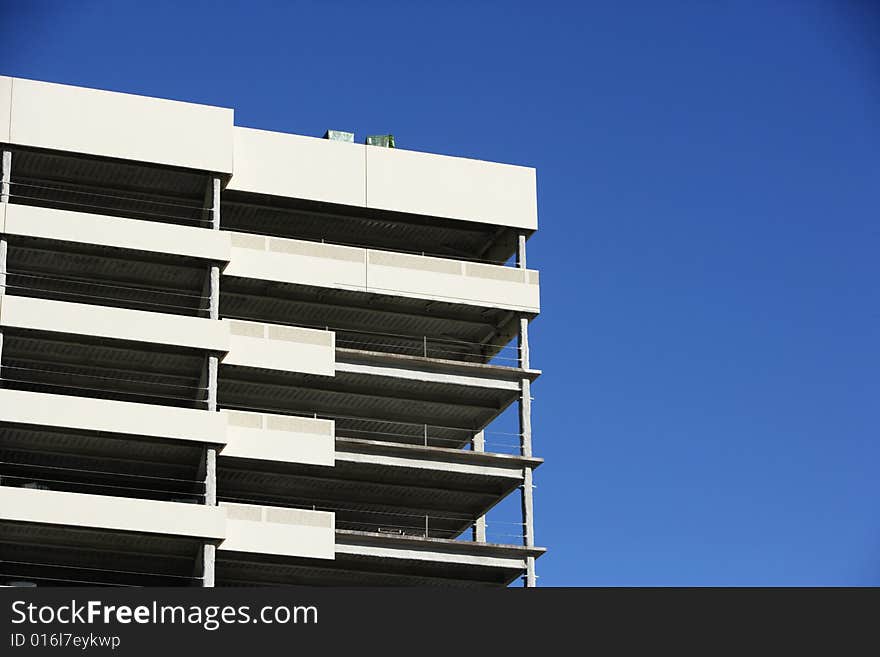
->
1 150 10 203
520 377 536 587
201 545 216 587
516 233 527 269
200 176 221 588
0 238 6 297
522 465 536 574
0 150 5 378
209 265 220 320
519 318 530 370
471 431 487 542
204 176 221 230
516 232 536 586
1 151 10 298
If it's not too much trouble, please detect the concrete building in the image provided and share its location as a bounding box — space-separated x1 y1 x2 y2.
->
0 76 544 587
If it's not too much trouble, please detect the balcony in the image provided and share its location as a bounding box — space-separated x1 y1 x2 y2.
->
223 232 539 314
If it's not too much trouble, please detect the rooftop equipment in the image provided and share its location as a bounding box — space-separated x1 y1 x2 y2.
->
323 130 355 143
366 134 395 148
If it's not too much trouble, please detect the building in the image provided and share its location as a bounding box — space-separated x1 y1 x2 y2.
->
0 76 544 587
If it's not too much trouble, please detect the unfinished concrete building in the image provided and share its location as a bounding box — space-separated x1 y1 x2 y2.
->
0 76 544 587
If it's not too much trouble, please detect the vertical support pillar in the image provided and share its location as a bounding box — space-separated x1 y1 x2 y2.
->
517 233 536 586
0 151 10 388
200 176 221 588
471 431 487 542
0 238 6 298
1 150 10 203
1 150 11 296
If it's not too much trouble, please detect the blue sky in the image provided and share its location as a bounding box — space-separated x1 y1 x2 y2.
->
2 1 878 585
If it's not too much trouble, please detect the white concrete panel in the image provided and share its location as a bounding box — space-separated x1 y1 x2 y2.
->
228 127 366 206
4 204 231 263
366 146 538 230
221 411 334 466
8 77 233 173
0 295 230 352
222 319 335 376
0 389 227 445
0 487 227 540
220 503 335 560
225 234 539 312
0 76 11 143
224 233 367 291
366 250 540 313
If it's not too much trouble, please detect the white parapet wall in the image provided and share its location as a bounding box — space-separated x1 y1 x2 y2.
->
219 502 335 560
366 249 540 313
224 233 540 313
221 410 334 466
0 389 227 445
225 232 367 292
1 76 233 174
2 77 537 233
364 145 538 230
228 127 366 206
0 295 230 353
1 204 232 263
0 76 11 143
0 487 227 540
222 319 335 376
226 125 536 230
0 489 336 561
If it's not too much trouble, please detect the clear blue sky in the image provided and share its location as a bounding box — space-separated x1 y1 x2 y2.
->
2 1 878 586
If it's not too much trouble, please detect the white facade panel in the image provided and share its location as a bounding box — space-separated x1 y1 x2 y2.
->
221 411 334 466
224 233 367 291
228 127 366 206
220 503 335 560
224 235 539 312
7 77 233 173
366 250 540 313
222 319 335 376
0 295 230 353
0 76 11 143
0 487 227 540
3 204 231 263
0 389 227 445
366 146 538 230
